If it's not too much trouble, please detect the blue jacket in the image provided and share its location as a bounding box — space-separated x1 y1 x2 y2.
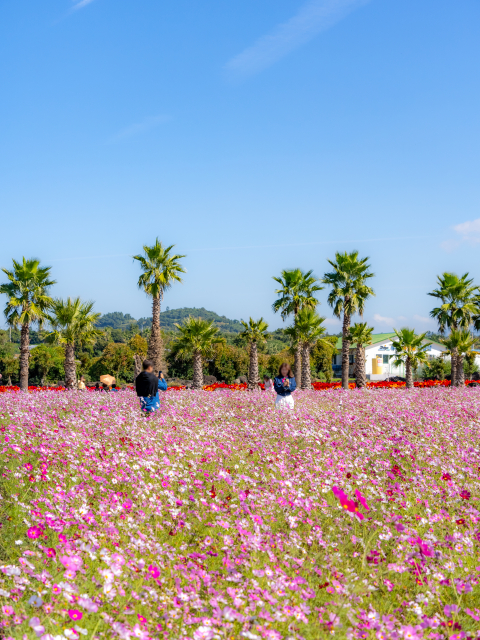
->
274 376 296 396
158 378 167 392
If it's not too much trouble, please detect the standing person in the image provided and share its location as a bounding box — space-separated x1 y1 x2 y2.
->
274 363 296 410
135 359 168 414
263 374 274 392
77 376 86 391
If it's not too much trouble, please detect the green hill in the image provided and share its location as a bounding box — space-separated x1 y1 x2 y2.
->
97 308 243 333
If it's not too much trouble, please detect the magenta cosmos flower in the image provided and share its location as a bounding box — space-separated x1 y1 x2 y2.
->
148 565 160 578
68 609 83 621
27 526 42 539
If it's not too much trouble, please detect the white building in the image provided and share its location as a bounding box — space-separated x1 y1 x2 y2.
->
332 333 449 381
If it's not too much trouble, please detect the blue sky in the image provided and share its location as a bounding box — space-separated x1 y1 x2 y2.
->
1 0 480 332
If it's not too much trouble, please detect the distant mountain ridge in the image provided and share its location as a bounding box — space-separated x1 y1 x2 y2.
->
96 308 243 333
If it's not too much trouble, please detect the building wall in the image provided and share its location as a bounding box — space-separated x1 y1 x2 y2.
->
333 339 449 380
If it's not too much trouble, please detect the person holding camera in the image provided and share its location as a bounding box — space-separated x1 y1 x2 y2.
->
135 359 168 414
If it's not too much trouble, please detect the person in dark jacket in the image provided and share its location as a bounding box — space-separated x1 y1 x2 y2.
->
135 359 168 414
273 362 296 409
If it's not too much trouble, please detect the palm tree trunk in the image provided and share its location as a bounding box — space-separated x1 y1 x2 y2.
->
64 344 76 389
147 294 166 375
19 322 30 391
192 351 203 390
451 348 458 387
301 344 311 389
341 312 351 390
355 345 366 388
294 344 302 389
456 354 465 387
133 354 142 384
406 357 413 389
248 342 259 390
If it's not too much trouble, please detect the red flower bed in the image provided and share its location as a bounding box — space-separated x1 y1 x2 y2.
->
0 380 477 394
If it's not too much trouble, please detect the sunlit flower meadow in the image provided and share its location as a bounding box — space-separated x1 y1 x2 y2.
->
1 388 480 640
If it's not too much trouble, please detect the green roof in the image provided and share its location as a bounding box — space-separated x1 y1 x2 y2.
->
336 333 446 350
335 333 396 350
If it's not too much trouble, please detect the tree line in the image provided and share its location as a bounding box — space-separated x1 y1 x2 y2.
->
1 244 479 390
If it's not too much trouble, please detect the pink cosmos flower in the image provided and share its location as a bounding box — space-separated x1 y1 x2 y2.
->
332 486 364 520
68 609 82 621
45 548 56 557
27 526 42 539
60 555 83 572
355 489 370 510
122 499 132 510
148 565 160 578
2 606 14 616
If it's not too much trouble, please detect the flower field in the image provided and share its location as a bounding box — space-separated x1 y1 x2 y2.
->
1 389 480 640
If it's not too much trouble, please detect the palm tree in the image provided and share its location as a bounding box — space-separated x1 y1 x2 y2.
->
428 272 479 386
390 328 431 389
170 317 225 389
347 322 374 388
0 258 55 390
46 298 101 388
272 268 323 387
441 329 478 387
239 318 269 390
323 251 375 390
285 309 328 389
133 239 186 375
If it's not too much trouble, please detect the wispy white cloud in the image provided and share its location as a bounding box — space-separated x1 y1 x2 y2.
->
413 314 435 325
442 217 480 252
109 114 171 143
71 0 96 11
373 313 394 326
453 217 480 244
324 318 341 326
225 0 372 78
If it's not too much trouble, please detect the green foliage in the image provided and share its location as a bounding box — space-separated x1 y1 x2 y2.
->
0 330 16 360
170 317 225 361
133 239 186 301
46 297 101 349
139 307 244 334
390 328 431 369
347 322 374 347
96 312 136 329
429 272 479 332
272 269 322 320
285 308 327 348
88 343 134 383
0 257 56 329
238 318 269 346
422 356 447 381
310 336 337 381
111 328 127 343
29 345 65 385
323 251 375 320
128 334 148 358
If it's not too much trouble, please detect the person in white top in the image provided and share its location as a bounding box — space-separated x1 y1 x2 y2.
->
263 375 274 391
